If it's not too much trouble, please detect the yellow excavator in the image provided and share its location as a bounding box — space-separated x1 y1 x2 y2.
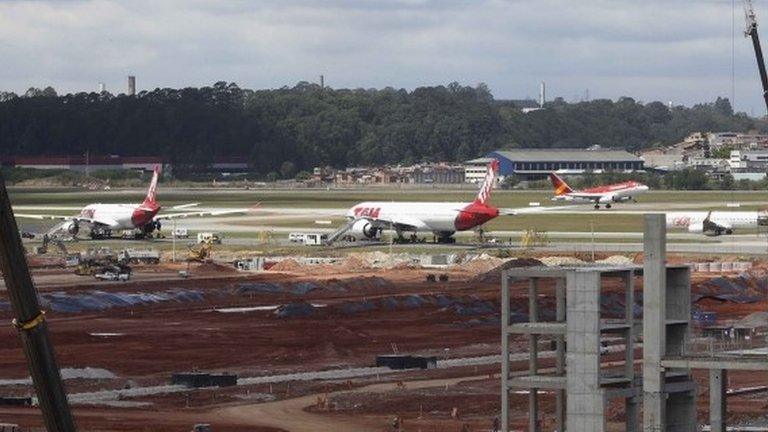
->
187 241 213 262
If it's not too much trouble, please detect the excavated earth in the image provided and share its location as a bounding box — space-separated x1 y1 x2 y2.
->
0 254 765 431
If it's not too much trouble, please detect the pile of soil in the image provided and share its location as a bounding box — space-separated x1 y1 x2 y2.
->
269 258 303 272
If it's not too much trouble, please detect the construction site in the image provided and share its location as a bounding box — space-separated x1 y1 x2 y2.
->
0 209 767 430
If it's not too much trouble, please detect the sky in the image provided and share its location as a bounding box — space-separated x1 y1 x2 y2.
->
0 0 765 114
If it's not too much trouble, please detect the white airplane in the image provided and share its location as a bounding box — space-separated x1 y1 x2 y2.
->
329 160 509 244
15 167 250 239
549 173 649 209
666 210 768 236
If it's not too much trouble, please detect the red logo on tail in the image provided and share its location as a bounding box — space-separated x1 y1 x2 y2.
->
475 159 499 205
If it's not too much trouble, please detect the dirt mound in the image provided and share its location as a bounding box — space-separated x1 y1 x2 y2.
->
738 312 768 328
693 274 766 304
194 261 237 273
539 256 585 266
595 255 634 266
269 258 303 272
471 258 544 283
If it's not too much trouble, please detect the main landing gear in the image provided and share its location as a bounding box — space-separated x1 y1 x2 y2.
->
594 203 612 210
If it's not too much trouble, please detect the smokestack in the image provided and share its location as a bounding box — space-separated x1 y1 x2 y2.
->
539 81 546 108
128 75 136 96
320 74 324 89
98 83 105 93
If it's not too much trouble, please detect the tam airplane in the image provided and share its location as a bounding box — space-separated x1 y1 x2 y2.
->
549 173 649 209
15 167 249 239
329 160 506 243
666 210 768 236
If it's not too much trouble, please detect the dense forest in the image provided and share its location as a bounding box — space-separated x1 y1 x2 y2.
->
0 82 763 176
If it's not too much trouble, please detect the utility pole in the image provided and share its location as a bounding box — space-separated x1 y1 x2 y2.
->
0 172 77 431
744 0 768 113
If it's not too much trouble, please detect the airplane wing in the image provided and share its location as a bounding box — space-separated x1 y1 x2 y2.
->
169 203 200 210
154 207 254 221
563 192 606 201
498 205 585 216
14 214 102 224
377 215 427 231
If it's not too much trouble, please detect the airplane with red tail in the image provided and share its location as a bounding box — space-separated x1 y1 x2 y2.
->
15 166 250 239
328 160 510 244
549 173 649 209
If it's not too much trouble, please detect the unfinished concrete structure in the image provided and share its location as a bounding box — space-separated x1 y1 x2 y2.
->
501 214 768 431
501 266 640 431
642 214 698 431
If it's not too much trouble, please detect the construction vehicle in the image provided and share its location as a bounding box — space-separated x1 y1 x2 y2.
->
33 234 69 256
74 260 100 276
118 248 160 264
187 241 213 262
94 263 132 281
74 248 119 276
197 232 221 244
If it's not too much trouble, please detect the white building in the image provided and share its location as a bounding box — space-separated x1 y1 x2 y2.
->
464 157 497 183
730 149 768 172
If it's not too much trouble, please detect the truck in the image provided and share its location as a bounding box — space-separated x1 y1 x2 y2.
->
94 264 132 282
120 229 144 240
118 249 160 264
302 233 327 246
172 228 189 239
288 232 327 245
197 232 222 244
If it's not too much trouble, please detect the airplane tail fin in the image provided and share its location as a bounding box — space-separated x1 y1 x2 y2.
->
474 159 499 206
142 165 160 206
549 172 573 196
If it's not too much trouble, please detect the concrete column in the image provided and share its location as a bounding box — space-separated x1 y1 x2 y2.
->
626 396 639 432
709 369 727 432
642 214 666 432
528 278 539 432
501 271 510 432
566 270 604 432
555 278 566 432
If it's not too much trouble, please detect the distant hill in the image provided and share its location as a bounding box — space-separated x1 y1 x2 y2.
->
0 82 763 178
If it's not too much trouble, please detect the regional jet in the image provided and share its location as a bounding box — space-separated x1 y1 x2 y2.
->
549 173 649 209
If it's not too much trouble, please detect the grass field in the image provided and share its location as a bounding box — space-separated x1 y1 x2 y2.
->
9 186 768 235
9 187 768 208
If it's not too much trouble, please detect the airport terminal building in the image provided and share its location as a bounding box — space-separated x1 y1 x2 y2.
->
466 148 645 182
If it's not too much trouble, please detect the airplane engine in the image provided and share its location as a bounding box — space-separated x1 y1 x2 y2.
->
598 196 613 204
613 196 631 202
66 221 80 235
345 219 381 241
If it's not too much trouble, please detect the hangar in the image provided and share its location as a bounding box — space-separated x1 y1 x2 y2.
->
467 148 644 181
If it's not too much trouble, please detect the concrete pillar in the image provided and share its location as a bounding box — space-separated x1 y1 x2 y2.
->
528 278 539 432
555 278 566 432
626 396 639 432
709 369 727 432
566 270 604 432
642 214 666 432
501 272 510 432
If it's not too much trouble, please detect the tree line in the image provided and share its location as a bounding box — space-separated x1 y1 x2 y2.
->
0 82 763 179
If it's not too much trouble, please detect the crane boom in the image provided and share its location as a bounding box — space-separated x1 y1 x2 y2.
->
745 0 768 114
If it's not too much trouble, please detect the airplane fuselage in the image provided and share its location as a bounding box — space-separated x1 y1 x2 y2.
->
553 182 649 204
346 201 499 235
79 203 161 230
666 211 760 235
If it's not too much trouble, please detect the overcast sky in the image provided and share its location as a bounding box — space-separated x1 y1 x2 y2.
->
0 0 764 113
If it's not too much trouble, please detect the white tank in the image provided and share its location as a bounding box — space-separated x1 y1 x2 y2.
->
709 262 722 272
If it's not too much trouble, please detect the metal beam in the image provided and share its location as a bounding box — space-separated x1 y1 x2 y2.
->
0 172 77 431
